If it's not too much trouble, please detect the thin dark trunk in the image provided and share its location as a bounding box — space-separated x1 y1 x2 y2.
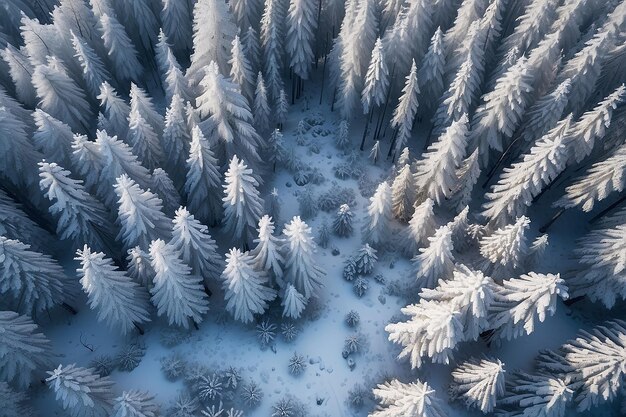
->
375 64 395 141
133 322 145 335
387 128 399 159
291 72 296 104
360 107 374 150
483 135 523 188
192 320 200 330
532 170 565 204
539 208 566 233
319 34 329 105
62 302 78 315
563 295 585 306
314 0 323 69
330 87 337 112
589 194 626 224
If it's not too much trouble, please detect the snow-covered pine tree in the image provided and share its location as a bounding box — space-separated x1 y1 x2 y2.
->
281 283 307 319
0 311 52 389
286 0 317 80
161 0 193 53
0 237 69 315
163 49 192 104
250 215 284 283
413 225 455 288
151 168 180 216
114 0 159 53
112 390 160 417
126 246 155 289
561 320 626 411
187 0 237 83
363 181 392 247
450 357 506 413
518 78 571 144
446 206 472 252
355 244 377 275
98 12 142 83
260 0 286 100
335 119 350 149
161 94 191 186
32 109 75 167
391 164 416 222
0 380 33 417
276 88 289 128
414 114 468 205
243 25 262 74
361 37 389 115
489 272 568 341
39 161 116 253
1 44 37 107
129 83 164 137
185 126 222 226
479 216 531 279
282 216 325 299
231 0 262 32
0 190 53 253
149 239 210 328
70 30 110 99
32 56 91 133
333 204 354 237
114 174 171 251
390 60 420 158
266 129 286 171
229 35 254 101
127 107 164 171
253 72 271 133
75 245 149 334
97 82 130 140
498 371 573 417
196 62 263 169
170 207 222 286
46 364 115 417
222 155 264 245
402 198 437 257
566 220 626 308
418 27 445 109
482 116 572 226
371 379 446 417
221 248 276 323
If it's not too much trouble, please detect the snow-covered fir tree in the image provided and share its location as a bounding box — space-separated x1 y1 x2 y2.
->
286 0 317 80
126 246 155 289
363 181 392 247
401 198 437 257
222 155 264 245
413 225 455 288
498 371 573 417
479 216 531 279
221 248 276 323
170 207 222 287
112 390 160 417
98 12 142 83
230 35 254 101
46 364 115 417
0 190 53 253
32 110 74 167
250 215 284 283
253 72 272 133
355 244 377 275
149 239 210 328
75 245 150 335
390 60 420 158
391 164 416 221
361 37 389 115
150 168 180 216
185 126 222 226
282 216 325 299
70 30 110 99
114 174 171 251
97 82 130 140
450 357 506 413
333 204 354 237
260 0 286 100
418 27 445 109
281 283 307 319
161 0 193 53
0 311 52 389
371 379 447 417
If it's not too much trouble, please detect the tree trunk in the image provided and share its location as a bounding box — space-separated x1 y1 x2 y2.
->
589 194 626 224
539 208 566 233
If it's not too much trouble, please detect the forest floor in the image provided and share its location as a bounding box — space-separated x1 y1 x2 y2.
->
30 78 625 417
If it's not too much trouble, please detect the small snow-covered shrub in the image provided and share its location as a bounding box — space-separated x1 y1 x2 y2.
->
334 163 352 179
317 221 331 249
241 381 263 408
90 355 116 377
343 257 358 281
161 354 187 381
160 327 191 347
256 319 277 347
318 187 356 212
348 384 366 409
297 187 317 219
346 310 360 327
222 366 241 390
281 322 299 342
355 244 378 275
354 277 369 298
117 343 145 372
272 398 294 417
169 392 200 417
293 169 309 186
198 373 223 401
344 334 362 353
288 352 307 376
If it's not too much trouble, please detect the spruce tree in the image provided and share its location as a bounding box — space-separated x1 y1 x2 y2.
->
390 60 420 158
127 107 164 171
401 198 437 257
32 109 75 167
282 216 325 299
413 225 455 288
161 0 193 53
363 181 392 247
333 204 354 237
371 379 446 417
391 164 416 221
162 94 191 187
230 35 255 101
151 168 180 217
281 284 307 319
286 0 318 80
97 82 131 140
112 390 160 417
250 215 285 284
479 216 531 280
450 358 506 413
70 30 110 99
253 72 272 133
98 12 142 82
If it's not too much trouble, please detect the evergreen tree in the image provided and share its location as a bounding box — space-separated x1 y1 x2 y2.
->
0 237 68 316
0 190 53 254
112 390 160 417
114 0 159 52
114 174 171 251
32 109 74 167
0 381 34 417
70 30 110 99
151 168 180 217
126 246 155 289
370 140 381 164
361 37 389 114
162 94 191 186
231 0 262 31
286 0 317 80
363 181 392 246
161 0 193 53
243 25 262 73
127 107 164 171
222 155 265 244
499 372 573 417
250 215 285 283
281 284 307 319
335 119 350 149
391 164 416 221
185 126 222 226
489 272 568 341
450 150 481 213
164 49 192 104
266 129 286 171
450 357 506 413
371 379 446 417
390 60 420 157
129 83 164 136
0 311 52 389
196 62 263 169
98 12 142 82
413 115 468 205
32 56 91 133
1 45 37 107
282 216 325 299
39 161 115 253
276 88 289 128
149 239 210 328
46 364 115 417
355 244 377 275
75 246 150 334
97 82 131 140
479 216 531 280
221 248 276 323
230 35 255 101
170 207 222 285
401 198 437 257
253 72 272 133
188 0 237 82
71 134 104 193
333 204 354 237
418 27 445 108
260 0 286 99
413 225 455 289
518 78 571 144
